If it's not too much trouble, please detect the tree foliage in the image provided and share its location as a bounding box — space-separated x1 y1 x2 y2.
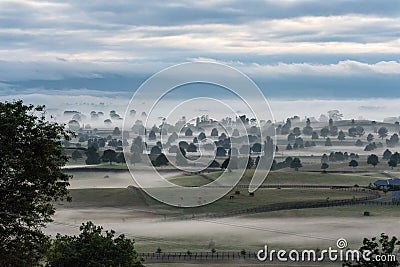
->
290 157 302 171
367 154 379 167
0 101 72 266
46 221 144 267
343 233 399 267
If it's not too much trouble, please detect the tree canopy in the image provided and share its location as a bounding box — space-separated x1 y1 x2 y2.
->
46 221 144 267
0 101 72 266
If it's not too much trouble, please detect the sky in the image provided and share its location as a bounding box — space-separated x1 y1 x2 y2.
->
0 0 400 120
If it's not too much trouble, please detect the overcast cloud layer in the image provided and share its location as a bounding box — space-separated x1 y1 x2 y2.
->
0 0 399 100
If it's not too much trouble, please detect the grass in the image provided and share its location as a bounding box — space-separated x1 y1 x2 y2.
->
58 188 146 208
169 170 380 187
60 186 372 218
243 203 400 219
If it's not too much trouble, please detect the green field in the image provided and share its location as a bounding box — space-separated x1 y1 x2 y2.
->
60 186 372 218
243 203 400 219
169 170 380 187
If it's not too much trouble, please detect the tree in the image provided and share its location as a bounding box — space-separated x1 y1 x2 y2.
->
102 149 117 165
211 128 218 137
343 233 400 267
68 119 80 131
221 157 238 170
321 154 329 164
46 221 144 267
71 149 83 161
131 152 142 165
198 132 206 140
378 127 388 139
185 128 193 137
349 159 359 168
0 101 72 266
367 154 379 168
286 143 293 150
150 146 161 155
302 121 313 135
152 153 168 166
246 157 254 169
383 149 393 160
330 126 338 136
293 127 301 137
356 126 365 137
367 133 374 143
311 131 319 140
251 143 262 153
290 157 302 171
287 133 296 142
116 152 125 164
148 130 156 140
208 160 220 168
388 158 398 169
85 146 101 165
325 137 332 146
338 130 346 142
187 143 197 152
321 163 329 173
216 147 226 157
176 147 188 166
348 127 357 138
130 136 144 164
387 133 399 147
113 127 121 136
355 139 364 147
320 127 329 138
221 158 230 169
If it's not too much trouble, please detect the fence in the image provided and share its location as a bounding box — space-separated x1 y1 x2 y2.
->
137 251 260 263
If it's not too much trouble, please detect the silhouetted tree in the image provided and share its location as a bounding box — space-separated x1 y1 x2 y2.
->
321 163 329 173
367 133 374 143
152 153 168 166
46 221 143 267
367 154 379 167
320 127 329 138
187 143 197 152
325 137 332 146
150 146 161 155
343 234 399 267
148 130 156 140
216 147 226 157
293 127 301 137
185 128 193 137
349 159 359 168
211 128 218 137
378 127 388 139
355 139 364 147
290 157 302 171
198 132 206 140
383 149 393 160
71 149 83 161
0 101 72 266
86 147 101 165
338 130 346 142
102 149 117 165
251 143 262 153
113 127 121 135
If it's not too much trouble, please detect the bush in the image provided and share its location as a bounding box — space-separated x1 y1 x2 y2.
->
46 221 144 267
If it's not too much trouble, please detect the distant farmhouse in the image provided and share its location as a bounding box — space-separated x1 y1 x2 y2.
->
374 178 400 191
